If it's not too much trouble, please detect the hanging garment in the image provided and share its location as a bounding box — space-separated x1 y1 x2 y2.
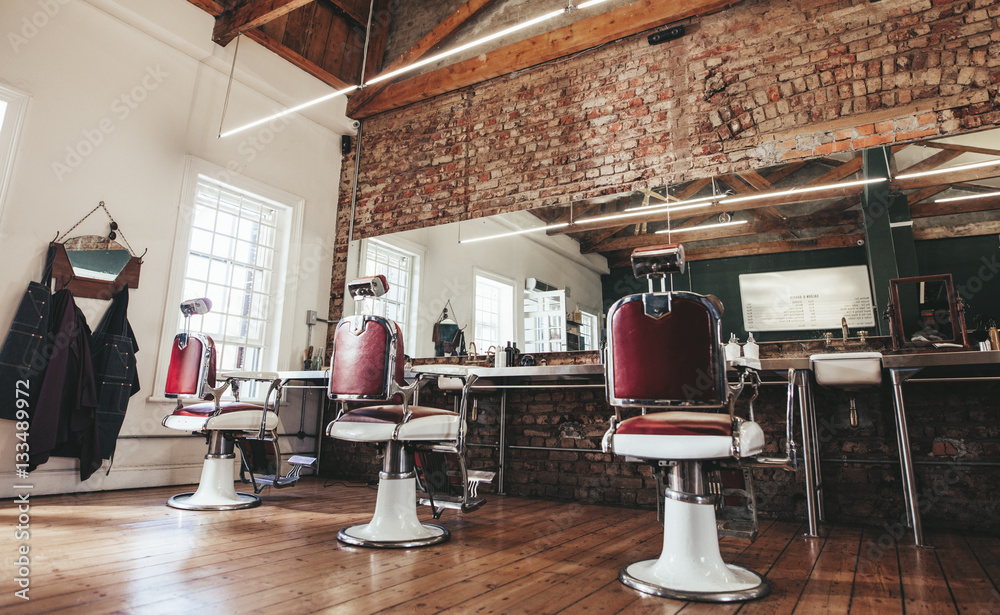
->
28 289 101 481
89 285 140 461
0 247 55 421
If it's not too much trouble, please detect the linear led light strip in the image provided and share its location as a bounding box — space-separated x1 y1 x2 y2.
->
459 199 716 244
717 177 887 205
655 219 747 234
896 158 1000 180
220 0 614 138
935 190 1000 203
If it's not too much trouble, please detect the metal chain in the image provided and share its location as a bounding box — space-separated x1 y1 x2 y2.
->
56 201 137 256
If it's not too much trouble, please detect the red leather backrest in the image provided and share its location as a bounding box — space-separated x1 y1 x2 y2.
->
608 294 721 404
329 316 405 399
165 334 216 398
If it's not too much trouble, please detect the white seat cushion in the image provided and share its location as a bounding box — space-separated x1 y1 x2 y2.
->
610 411 763 460
327 405 459 442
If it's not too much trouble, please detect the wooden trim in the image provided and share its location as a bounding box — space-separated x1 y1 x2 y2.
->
350 0 737 118
213 0 318 47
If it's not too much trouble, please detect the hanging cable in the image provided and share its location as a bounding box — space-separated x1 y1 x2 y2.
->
217 34 241 139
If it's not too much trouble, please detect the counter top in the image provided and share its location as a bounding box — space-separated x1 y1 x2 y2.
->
412 363 604 379
881 349 1000 369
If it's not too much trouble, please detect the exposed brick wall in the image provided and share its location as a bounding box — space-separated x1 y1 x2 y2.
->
332 0 1000 327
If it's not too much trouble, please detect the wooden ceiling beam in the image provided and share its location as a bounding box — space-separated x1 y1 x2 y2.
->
607 232 864 267
915 218 1000 240
243 29 353 89
923 141 1000 157
347 0 502 116
683 233 865 262
585 211 861 254
891 160 1000 191
350 0 737 119
214 0 318 47
911 193 1000 219
895 149 963 177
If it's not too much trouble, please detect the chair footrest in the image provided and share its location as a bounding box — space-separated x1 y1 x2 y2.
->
716 518 759 541
251 474 302 489
288 455 317 467
418 494 486 512
467 470 496 484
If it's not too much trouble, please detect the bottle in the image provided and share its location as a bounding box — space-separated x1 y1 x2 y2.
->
725 333 741 362
744 332 759 360
504 341 514 367
989 320 999 351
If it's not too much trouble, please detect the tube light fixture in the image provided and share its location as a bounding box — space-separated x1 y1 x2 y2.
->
220 0 616 139
219 85 359 138
934 190 1000 203
655 219 748 234
624 194 719 212
459 222 569 244
367 9 567 85
717 177 886 205
895 158 1000 181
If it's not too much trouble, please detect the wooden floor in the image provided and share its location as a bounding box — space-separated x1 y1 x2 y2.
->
3 478 1000 614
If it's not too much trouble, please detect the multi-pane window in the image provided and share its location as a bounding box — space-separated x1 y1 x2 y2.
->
579 311 599 351
179 175 284 373
362 239 415 349
475 273 515 352
0 83 29 219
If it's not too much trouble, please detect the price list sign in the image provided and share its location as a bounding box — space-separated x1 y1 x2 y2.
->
739 265 876 332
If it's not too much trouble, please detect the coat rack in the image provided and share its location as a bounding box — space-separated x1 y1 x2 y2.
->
50 201 146 299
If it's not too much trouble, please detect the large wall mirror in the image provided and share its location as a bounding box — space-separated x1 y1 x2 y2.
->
346 126 1000 357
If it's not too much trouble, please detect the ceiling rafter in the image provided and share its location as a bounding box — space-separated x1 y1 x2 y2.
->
585 210 861 254
350 0 738 119
347 0 502 116
214 0 317 47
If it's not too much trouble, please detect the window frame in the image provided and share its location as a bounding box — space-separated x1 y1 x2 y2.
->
473 268 516 354
358 236 422 353
0 83 29 226
155 157 304 398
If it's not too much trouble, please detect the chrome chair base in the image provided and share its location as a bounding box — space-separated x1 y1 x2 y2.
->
167 492 261 511
337 524 449 549
620 562 769 603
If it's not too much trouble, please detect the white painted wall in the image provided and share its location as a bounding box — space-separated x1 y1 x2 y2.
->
0 0 348 497
345 212 610 358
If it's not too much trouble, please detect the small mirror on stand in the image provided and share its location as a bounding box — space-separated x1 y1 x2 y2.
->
887 274 969 351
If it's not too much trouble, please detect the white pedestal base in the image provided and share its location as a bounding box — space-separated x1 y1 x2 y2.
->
338 476 448 548
620 497 768 602
167 456 260 511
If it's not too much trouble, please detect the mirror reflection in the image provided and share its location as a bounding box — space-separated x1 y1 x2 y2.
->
63 235 133 281
347 127 1000 358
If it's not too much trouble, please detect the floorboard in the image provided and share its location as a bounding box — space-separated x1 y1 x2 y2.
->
0 478 995 614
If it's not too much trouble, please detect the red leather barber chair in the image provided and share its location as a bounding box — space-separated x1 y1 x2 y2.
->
602 244 768 601
326 275 486 548
161 298 314 510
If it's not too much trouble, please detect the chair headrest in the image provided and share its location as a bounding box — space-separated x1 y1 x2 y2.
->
631 244 685 279
180 297 212 316
348 275 389 300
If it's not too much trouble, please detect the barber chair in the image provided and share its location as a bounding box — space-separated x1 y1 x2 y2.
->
162 298 315 510
326 275 487 548
602 244 769 602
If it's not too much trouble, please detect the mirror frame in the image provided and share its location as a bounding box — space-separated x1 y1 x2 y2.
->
887 273 969 351
49 238 141 299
